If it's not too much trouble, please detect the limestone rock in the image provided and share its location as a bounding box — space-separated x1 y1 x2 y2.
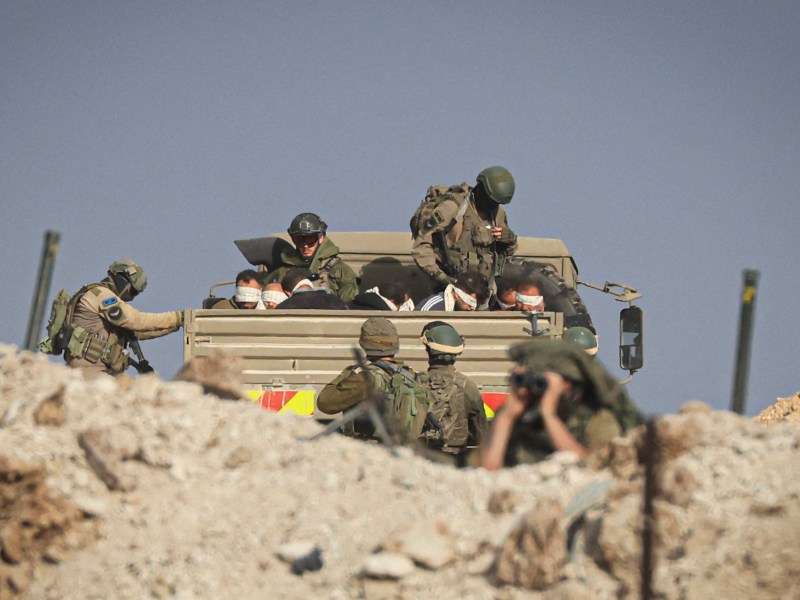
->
493 496 566 590
362 552 415 580
173 350 245 400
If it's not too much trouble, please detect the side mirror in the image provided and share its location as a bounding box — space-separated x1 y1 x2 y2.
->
619 306 644 372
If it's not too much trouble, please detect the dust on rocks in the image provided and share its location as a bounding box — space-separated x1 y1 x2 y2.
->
0 344 798 599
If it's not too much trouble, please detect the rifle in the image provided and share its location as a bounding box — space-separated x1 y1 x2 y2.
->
304 347 397 454
126 336 154 374
433 229 459 278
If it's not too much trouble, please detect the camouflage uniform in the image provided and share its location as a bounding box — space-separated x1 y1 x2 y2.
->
65 283 182 375
264 237 358 301
417 363 487 453
412 185 517 286
499 340 643 467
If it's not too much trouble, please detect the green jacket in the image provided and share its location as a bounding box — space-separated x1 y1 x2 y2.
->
265 237 358 301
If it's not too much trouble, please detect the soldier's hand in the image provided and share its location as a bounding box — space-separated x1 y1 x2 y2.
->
539 372 573 419
491 226 503 240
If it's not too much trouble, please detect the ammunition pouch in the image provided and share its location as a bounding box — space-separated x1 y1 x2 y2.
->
65 327 129 374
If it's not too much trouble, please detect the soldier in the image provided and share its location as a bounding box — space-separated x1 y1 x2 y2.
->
264 212 359 301
210 269 264 309
479 340 642 470
62 259 183 376
411 166 518 289
417 321 488 455
317 317 431 440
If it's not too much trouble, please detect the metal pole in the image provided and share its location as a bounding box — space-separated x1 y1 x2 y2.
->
24 230 60 352
730 269 759 415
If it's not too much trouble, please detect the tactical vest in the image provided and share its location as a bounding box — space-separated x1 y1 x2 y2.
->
312 255 342 291
369 361 431 438
417 368 469 451
60 284 129 374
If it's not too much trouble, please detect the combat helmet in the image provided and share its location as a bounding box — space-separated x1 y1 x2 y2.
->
476 166 515 205
359 317 399 357
288 212 327 237
420 321 465 363
563 326 599 357
107 259 148 295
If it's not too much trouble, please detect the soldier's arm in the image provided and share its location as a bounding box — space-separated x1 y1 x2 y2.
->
583 409 623 449
464 380 489 446
330 261 359 302
317 367 368 414
93 288 182 337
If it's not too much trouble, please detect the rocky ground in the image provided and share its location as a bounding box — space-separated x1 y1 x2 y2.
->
0 344 798 599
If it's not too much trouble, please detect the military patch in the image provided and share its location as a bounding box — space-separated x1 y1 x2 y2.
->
102 297 118 308
107 306 123 322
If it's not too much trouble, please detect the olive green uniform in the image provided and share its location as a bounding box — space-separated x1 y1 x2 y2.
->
412 185 517 285
500 339 643 467
65 284 183 375
318 360 428 438
265 237 358 301
417 363 488 453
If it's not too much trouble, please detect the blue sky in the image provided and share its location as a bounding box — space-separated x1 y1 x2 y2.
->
2 1 798 416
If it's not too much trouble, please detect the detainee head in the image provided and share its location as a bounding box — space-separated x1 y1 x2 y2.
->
234 269 262 309
452 270 490 311
515 277 545 312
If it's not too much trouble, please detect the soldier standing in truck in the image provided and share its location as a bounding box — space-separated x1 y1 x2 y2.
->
264 212 359 302
411 166 518 290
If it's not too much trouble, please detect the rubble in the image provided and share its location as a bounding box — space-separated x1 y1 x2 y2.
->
0 343 798 599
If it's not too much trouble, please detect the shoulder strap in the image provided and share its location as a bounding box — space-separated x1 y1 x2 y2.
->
65 283 103 323
320 255 341 273
371 360 417 386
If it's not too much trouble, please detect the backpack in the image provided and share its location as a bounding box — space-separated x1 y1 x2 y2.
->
38 289 76 355
409 183 471 240
418 370 469 448
370 361 431 438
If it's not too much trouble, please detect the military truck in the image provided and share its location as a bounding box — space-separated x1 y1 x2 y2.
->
183 232 643 417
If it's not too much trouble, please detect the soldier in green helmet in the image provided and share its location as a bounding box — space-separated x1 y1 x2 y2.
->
417 321 488 456
411 166 518 289
61 259 183 375
264 212 359 302
317 317 432 441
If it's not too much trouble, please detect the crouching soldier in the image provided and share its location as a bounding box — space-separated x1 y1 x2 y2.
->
60 259 183 376
417 321 488 457
479 339 643 470
317 317 432 442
